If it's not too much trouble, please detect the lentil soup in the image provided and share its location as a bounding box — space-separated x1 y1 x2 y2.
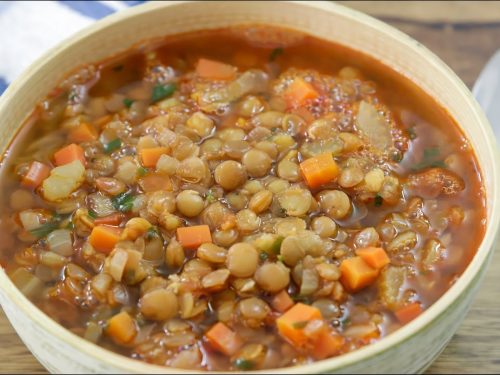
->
0 26 486 371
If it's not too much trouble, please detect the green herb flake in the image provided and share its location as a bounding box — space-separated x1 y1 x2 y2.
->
146 226 160 240
339 317 351 328
123 98 134 108
68 90 78 102
269 47 284 62
30 221 59 239
407 127 417 140
277 254 284 263
278 207 288 217
374 194 383 207
151 83 176 103
411 146 446 171
88 209 98 219
103 138 122 154
233 359 254 371
292 321 308 329
205 189 217 204
137 167 149 177
259 252 269 261
112 192 135 213
271 236 284 254
66 221 75 230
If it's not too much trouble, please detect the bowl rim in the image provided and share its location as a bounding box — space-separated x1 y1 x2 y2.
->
0 1 499 374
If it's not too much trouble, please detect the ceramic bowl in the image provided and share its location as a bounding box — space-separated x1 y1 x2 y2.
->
0 1 498 373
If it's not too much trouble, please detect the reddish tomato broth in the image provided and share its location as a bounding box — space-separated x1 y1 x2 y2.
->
0 26 485 371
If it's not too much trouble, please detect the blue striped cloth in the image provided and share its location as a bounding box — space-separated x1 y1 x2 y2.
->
0 1 145 95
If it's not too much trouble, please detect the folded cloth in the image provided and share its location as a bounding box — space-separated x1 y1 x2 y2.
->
0 1 144 95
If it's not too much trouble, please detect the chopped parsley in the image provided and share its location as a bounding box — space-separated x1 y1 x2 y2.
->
111 191 135 212
374 194 383 207
233 359 254 371
103 138 122 154
411 146 446 171
88 209 98 219
123 98 134 108
277 254 284 263
292 321 308 329
269 47 284 62
137 166 149 177
29 213 67 238
30 221 59 239
205 189 217 203
339 317 351 328
146 226 160 240
271 236 284 254
259 252 269 261
151 83 176 103
278 207 288 217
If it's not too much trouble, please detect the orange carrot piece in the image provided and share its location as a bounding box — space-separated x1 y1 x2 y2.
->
205 322 243 356
139 174 173 192
355 247 390 270
140 147 168 168
276 303 322 347
53 143 86 166
196 58 237 80
89 225 122 254
339 256 379 292
394 302 423 324
93 114 113 128
271 290 294 313
284 77 319 108
22 161 50 188
93 213 125 226
313 330 345 360
176 225 212 250
68 123 98 143
300 152 340 189
106 311 137 344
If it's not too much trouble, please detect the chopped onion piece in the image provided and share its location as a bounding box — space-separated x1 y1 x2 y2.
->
47 229 73 256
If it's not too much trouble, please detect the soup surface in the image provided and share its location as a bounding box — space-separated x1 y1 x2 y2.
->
0 26 486 371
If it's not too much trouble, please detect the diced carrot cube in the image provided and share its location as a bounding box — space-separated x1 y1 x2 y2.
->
300 152 340 189
93 213 124 226
284 77 319 108
140 147 168 168
196 58 237 80
68 123 98 143
271 290 294 313
106 311 137 344
22 161 51 188
313 330 345 360
394 302 423 324
176 225 212 250
89 225 122 254
355 247 390 270
54 143 86 166
276 303 322 347
205 322 243 356
339 256 379 292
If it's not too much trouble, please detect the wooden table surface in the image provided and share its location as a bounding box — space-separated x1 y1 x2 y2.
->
1 1 499 374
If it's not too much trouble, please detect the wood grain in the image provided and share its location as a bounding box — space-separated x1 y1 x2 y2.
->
0 2 499 374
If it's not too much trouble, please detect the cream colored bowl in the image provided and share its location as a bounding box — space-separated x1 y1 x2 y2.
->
0 1 499 373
